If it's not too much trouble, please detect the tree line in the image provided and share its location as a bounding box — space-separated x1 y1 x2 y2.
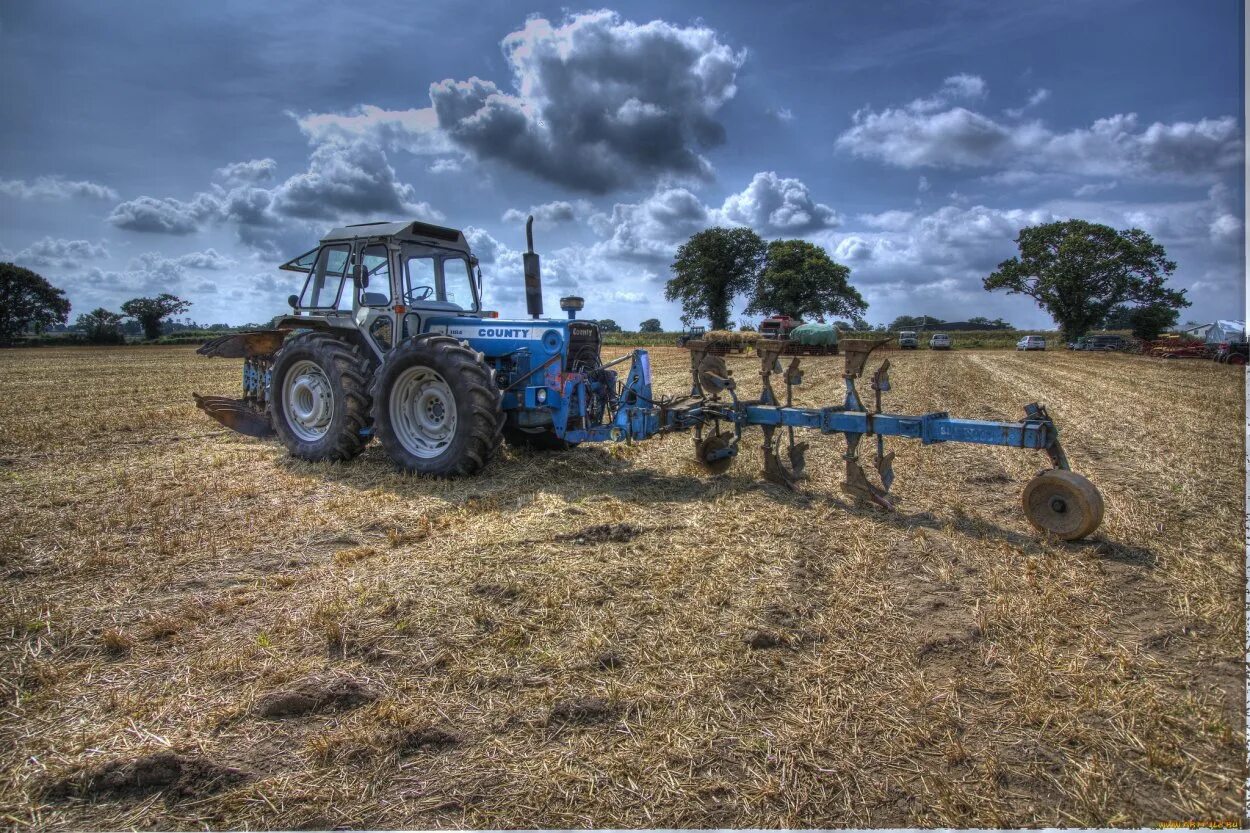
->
1 216 1192 345
0 262 193 345
663 219 1188 342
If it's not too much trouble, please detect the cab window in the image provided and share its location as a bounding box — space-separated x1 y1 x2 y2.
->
298 245 351 309
404 256 437 304
358 244 391 307
440 255 475 310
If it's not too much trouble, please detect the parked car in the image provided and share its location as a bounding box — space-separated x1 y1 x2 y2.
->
898 330 919 349
1067 337 1085 350
1215 340 1248 365
929 333 952 350
1080 334 1128 352
1016 335 1047 351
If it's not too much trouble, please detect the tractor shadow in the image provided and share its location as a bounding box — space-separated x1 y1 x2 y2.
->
285 441 753 508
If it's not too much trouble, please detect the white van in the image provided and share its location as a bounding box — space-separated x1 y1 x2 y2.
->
1016 335 1047 351
929 333 952 350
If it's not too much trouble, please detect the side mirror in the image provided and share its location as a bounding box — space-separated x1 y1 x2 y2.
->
353 262 369 289
287 294 299 310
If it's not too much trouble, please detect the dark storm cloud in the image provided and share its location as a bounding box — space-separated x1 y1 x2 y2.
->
301 11 746 194
429 12 745 192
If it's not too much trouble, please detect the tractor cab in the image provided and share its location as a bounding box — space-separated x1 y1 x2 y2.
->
278 221 483 360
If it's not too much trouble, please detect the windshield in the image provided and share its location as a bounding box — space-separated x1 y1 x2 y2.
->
402 248 477 310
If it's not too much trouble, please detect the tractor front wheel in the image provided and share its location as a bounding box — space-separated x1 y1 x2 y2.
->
270 332 373 462
371 336 504 476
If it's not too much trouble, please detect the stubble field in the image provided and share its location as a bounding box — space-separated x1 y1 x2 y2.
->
0 344 1244 829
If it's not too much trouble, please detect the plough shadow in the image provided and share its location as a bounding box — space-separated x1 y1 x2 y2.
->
284 443 1144 562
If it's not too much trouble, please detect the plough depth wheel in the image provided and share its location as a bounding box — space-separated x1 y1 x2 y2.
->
1022 469 1104 540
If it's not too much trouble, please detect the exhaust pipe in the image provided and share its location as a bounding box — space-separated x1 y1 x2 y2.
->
524 215 543 320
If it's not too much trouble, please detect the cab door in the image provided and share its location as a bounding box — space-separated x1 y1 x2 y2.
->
354 242 397 357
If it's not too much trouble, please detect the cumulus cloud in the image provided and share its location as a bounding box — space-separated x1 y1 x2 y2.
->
13 237 109 268
298 10 745 193
176 248 233 269
106 139 436 246
837 78 1242 183
215 158 278 183
587 171 839 263
270 140 435 221
0 176 118 201
718 171 841 233
501 200 589 225
589 186 713 262
295 105 451 155
107 194 221 234
1074 181 1118 197
428 157 462 174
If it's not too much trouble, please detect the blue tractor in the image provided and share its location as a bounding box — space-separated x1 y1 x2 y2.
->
195 215 1106 541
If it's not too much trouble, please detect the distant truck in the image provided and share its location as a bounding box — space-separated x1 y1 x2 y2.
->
759 315 802 340
898 330 919 349
929 333 952 350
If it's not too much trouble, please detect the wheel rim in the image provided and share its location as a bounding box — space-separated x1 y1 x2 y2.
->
390 366 457 459
283 359 334 443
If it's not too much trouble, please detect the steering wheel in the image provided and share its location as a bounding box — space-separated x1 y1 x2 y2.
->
404 285 434 304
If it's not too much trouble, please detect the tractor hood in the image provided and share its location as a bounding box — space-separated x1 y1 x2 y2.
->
424 315 598 361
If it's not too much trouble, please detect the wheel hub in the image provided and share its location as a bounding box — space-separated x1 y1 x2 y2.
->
283 360 334 442
390 366 458 458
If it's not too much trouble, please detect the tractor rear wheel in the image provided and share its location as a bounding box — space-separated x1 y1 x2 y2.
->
371 336 504 476
269 332 373 462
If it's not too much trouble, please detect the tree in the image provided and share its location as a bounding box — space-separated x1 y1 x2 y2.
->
666 227 766 331
852 317 873 331
0 263 70 344
121 293 192 340
889 315 924 330
596 318 622 333
745 239 866 323
76 308 126 344
1127 303 1180 341
984 220 1188 342
1100 305 1134 330
639 318 663 333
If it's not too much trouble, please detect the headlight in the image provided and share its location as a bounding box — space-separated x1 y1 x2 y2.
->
536 389 548 404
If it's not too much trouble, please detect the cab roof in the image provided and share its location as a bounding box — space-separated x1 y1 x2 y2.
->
319 220 469 249
280 221 473 273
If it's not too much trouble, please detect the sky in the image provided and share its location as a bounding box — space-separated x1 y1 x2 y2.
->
0 0 1244 330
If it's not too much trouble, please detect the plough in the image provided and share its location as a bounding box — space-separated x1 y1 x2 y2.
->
553 337 1102 541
